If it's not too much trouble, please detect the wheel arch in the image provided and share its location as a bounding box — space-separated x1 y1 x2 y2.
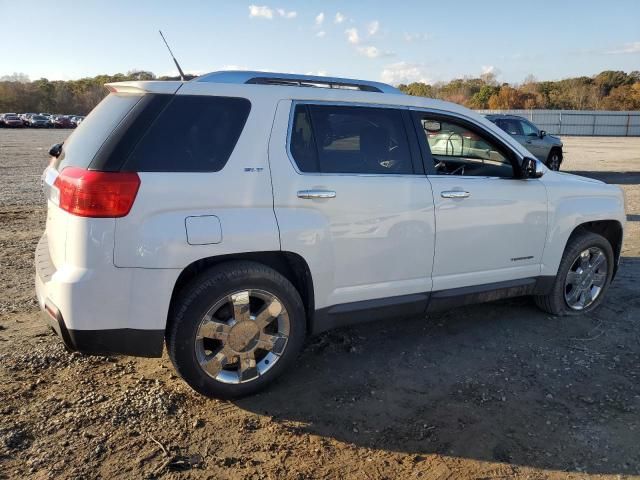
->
566 220 623 276
167 251 315 333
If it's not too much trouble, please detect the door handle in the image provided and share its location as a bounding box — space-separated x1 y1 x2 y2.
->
441 190 470 199
526 140 532 144
297 189 336 199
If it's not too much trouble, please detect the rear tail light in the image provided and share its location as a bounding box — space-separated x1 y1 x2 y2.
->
53 167 140 218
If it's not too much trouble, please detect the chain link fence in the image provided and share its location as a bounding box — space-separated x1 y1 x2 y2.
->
476 110 640 136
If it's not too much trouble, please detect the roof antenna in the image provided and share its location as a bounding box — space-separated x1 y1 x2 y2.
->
159 30 185 81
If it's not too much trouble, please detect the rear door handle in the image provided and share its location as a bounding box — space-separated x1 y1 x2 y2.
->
441 190 470 199
297 189 336 199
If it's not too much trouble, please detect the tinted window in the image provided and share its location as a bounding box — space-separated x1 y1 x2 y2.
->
290 105 318 172
55 93 143 171
520 120 539 137
124 96 251 172
290 104 413 174
496 118 523 136
418 116 513 178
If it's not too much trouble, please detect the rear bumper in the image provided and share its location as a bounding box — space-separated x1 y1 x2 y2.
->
35 233 169 358
39 307 164 357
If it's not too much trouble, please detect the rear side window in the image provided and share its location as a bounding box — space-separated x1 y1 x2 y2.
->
55 93 143 171
495 119 523 136
290 104 413 175
124 96 251 172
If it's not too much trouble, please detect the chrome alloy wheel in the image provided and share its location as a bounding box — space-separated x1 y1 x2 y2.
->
195 290 290 384
564 247 608 310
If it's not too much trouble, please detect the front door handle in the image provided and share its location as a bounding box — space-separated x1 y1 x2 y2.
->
297 189 336 199
441 190 470 199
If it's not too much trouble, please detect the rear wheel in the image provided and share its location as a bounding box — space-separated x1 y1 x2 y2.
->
547 148 562 171
166 261 306 398
534 231 613 315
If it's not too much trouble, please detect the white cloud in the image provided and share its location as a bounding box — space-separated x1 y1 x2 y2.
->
315 12 325 25
276 8 297 19
249 5 296 20
316 30 326 38
367 20 379 36
306 70 329 77
334 12 346 24
403 32 433 42
381 62 431 85
345 28 360 45
481 65 498 75
344 28 360 45
357 46 394 59
606 41 640 54
248 5 273 19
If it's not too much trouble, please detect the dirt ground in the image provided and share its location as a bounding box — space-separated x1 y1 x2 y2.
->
0 130 639 480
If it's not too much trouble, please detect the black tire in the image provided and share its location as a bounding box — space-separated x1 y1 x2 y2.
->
546 148 562 171
166 261 306 399
534 231 614 315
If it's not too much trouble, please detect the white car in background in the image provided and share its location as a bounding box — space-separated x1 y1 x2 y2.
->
36 71 625 398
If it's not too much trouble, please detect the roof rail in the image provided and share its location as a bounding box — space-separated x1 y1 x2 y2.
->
194 71 402 94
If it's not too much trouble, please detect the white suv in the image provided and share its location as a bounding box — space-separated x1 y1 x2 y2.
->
36 71 626 398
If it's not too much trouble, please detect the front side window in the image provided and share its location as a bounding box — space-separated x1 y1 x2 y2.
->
520 120 539 137
290 104 413 175
418 115 514 178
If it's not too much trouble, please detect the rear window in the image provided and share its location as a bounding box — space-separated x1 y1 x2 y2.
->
54 93 143 171
290 104 414 175
123 96 251 172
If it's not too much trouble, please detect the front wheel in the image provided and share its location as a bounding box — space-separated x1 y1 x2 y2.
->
534 231 614 315
166 261 306 398
547 149 562 171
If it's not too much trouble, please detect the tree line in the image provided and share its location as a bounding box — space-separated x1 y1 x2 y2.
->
0 69 639 115
0 71 192 115
399 70 640 110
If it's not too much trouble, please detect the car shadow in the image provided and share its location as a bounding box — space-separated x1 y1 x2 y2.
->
235 257 640 475
568 170 640 185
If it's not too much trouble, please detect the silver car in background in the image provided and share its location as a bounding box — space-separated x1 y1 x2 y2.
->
485 114 563 170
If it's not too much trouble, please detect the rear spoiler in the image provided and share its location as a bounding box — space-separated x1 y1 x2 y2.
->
105 81 183 95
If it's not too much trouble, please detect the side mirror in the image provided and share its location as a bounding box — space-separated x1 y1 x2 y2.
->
48 143 63 158
522 157 544 179
539 130 546 138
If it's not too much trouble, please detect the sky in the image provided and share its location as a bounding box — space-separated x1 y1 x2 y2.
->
0 0 639 85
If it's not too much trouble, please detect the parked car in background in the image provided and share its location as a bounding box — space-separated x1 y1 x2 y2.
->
28 114 52 128
0 113 24 128
485 114 563 170
0 112 85 128
69 115 85 127
51 115 73 128
37 71 625 399
21 113 36 126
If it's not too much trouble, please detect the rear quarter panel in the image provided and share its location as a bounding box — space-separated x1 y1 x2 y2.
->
113 90 281 268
